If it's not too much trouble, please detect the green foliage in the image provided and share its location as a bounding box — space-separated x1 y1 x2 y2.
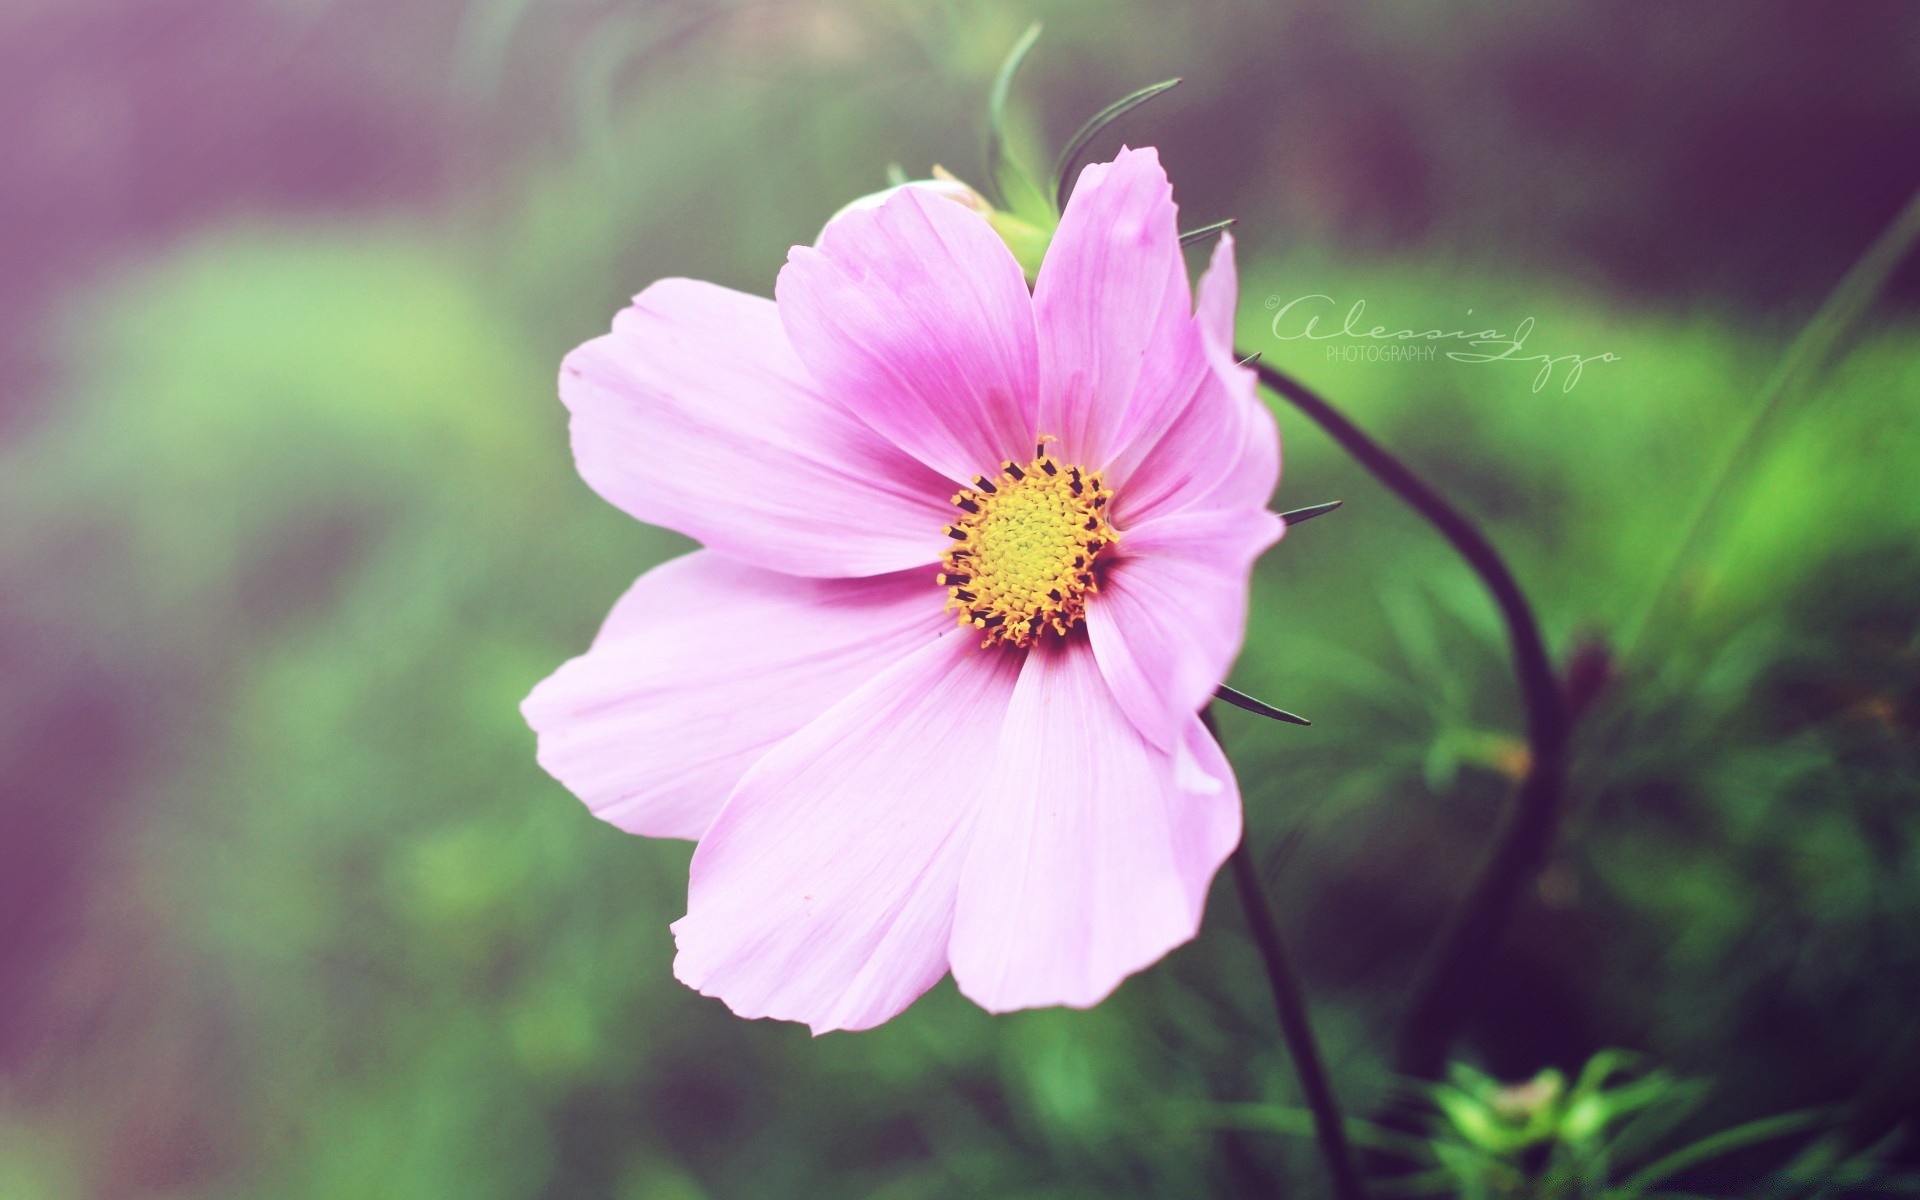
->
1205 1052 1915 1199
16 220 1913 1198
1417 1052 1810 1198
985 21 1051 223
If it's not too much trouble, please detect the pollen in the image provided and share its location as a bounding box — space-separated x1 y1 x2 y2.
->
938 438 1116 649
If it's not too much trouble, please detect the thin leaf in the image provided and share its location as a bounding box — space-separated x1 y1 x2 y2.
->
1624 180 1920 651
1587 1070 1688 1126
1179 218 1237 247
1615 1109 1828 1196
1600 1078 1712 1168
1570 1049 1647 1103
1215 684 1311 726
1051 77 1181 212
1278 500 1343 526
1382 585 1463 717
1188 1102 1431 1158
985 22 1045 211
1369 1170 1467 1199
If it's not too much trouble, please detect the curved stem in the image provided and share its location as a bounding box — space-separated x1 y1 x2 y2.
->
1215 744 1370 1199
1241 355 1571 1081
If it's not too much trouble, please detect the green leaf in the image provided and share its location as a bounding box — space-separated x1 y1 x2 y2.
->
1581 1070 1685 1133
1215 684 1311 726
1179 218 1236 247
1278 500 1343 527
1181 1102 1432 1158
1623 180 1920 649
1569 1049 1647 1104
1613 1109 1827 1196
1432 1085 1511 1153
1599 1078 1711 1168
985 22 1046 214
1368 1169 1464 1199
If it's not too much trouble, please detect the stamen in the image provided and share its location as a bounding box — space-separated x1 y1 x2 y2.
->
937 438 1118 649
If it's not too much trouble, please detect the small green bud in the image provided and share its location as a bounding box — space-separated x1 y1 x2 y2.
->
824 166 1056 283
986 208 1053 282
1560 1092 1609 1143
824 166 994 230
1490 1070 1565 1126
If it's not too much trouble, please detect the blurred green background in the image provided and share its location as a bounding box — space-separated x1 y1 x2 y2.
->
2 1 1918 1196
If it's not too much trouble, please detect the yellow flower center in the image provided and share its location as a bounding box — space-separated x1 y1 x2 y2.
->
938 439 1116 648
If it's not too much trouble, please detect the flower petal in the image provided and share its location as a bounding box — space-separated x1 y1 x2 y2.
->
1087 506 1283 749
1110 233 1281 524
561 278 954 577
671 632 1021 1033
1035 147 1202 471
522 551 950 841
777 186 1039 484
949 639 1242 1012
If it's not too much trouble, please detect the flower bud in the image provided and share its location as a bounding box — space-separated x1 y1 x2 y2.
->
821 166 992 233
821 166 1054 281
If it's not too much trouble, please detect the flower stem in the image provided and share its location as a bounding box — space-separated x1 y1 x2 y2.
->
1226 833 1371 1200
1209 705 1370 1199
1240 355 1571 1082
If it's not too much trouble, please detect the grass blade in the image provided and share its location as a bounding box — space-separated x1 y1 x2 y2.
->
986 22 1045 212
1615 1109 1827 1196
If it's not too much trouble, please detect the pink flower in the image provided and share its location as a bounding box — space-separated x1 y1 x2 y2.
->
523 147 1282 1033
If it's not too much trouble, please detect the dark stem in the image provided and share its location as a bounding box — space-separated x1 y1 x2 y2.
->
1240 355 1572 1082
1227 832 1371 1200
1210 703 1369 1199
